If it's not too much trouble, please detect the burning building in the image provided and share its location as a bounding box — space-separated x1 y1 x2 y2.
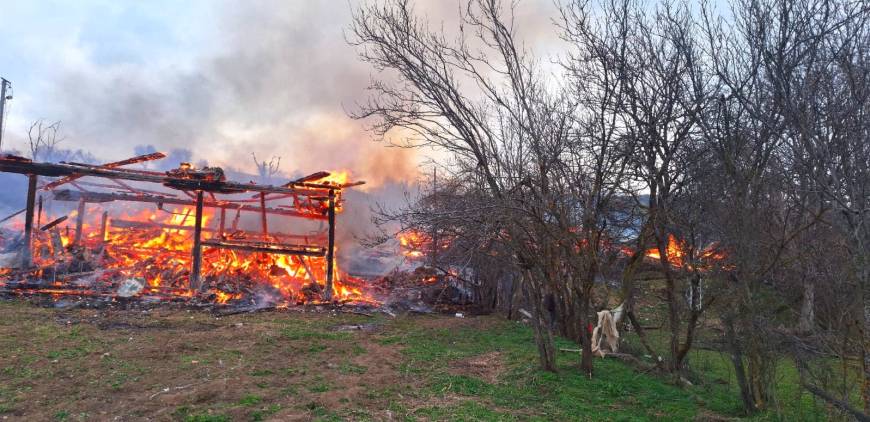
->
0 152 372 308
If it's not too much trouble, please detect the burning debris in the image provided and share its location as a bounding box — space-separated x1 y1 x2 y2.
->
0 153 375 309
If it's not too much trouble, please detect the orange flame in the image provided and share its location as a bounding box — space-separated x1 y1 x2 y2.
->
644 234 725 271
14 202 373 305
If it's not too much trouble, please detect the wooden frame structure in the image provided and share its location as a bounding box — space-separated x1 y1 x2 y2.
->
0 154 358 301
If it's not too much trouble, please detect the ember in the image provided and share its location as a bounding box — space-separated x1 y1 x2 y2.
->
0 154 374 307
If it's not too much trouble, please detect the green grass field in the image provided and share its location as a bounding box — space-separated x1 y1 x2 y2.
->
0 300 848 421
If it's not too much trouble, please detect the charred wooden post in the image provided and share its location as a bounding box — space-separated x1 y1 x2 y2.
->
190 190 205 292
259 192 268 240
73 199 85 245
99 211 108 244
22 175 38 267
0 208 25 224
37 196 43 228
218 206 226 238
40 215 68 231
324 189 336 301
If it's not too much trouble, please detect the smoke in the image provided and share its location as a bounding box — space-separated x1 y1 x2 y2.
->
0 0 561 264
3 0 560 188
3 1 423 188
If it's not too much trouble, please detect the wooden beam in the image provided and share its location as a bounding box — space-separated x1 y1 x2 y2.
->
22 175 37 267
218 206 226 238
190 190 204 292
201 239 327 257
99 211 108 244
0 158 342 196
39 215 67 231
51 189 328 221
259 192 268 240
324 189 336 301
73 199 85 246
37 196 43 228
0 208 25 224
109 218 326 242
42 152 167 190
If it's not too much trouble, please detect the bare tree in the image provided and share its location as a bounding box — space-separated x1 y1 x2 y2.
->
27 120 63 161
252 153 281 183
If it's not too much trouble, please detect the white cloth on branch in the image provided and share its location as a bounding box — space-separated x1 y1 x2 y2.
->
591 302 624 358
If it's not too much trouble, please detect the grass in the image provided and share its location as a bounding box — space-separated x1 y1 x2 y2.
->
388 318 702 420
0 299 850 420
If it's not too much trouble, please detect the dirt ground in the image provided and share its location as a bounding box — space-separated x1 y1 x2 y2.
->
0 299 477 421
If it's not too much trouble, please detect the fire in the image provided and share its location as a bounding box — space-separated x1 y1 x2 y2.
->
6 203 374 305
645 235 686 266
644 234 725 271
0 156 375 307
315 170 349 186
398 230 428 259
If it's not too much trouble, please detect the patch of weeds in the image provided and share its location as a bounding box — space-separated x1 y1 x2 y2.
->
172 406 192 419
249 369 273 377
66 327 83 339
376 335 402 345
282 323 352 342
308 377 331 393
250 404 281 421
338 362 367 375
435 374 490 396
351 345 366 356
238 394 263 406
54 410 69 421
46 346 89 360
282 367 304 376
415 400 512 421
305 402 343 421
307 344 327 354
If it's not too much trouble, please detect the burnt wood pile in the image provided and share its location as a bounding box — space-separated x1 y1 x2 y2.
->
0 153 365 305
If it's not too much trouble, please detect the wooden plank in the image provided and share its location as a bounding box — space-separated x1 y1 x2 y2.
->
0 208 25 224
190 190 204 292
218 207 226 238
259 192 268 239
42 152 167 190
201 239 326 257
22 175 37 267
100 211 108 244
324 189 336 301
73 199 85 246
39 215 68 231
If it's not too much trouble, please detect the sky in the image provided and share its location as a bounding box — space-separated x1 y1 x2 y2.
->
0 0 562 187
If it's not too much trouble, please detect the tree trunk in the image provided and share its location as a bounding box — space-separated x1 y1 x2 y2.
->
579 282 594 377
523 273 557 372
863 285 870 413
725 316 756 414
675 274 704 367
664 272 681 372
798 280 815 333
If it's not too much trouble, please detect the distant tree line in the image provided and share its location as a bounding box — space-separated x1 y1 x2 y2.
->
350 0 870 417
